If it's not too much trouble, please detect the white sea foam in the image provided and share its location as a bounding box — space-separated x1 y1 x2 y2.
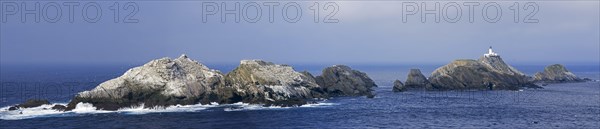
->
0 102 335 120
300 102 338 107
71 103 112 114
223 102 337 111
0 103 67 120
117 102 220 115
0 102 122 120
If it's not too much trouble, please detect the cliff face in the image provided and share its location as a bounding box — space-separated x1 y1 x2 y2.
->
67 55 225 110
534 64 583 83
428 56 538 90
316 65 377 96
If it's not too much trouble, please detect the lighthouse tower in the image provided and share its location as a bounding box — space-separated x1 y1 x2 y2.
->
484 46 498 57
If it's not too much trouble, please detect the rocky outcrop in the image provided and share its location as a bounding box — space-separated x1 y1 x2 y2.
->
428 56 539 90
316 65 377 96
534 64 584 83
404 69 432 89
66 54 226 111
8 99 50 111
392 80 406 92
223 60 327 106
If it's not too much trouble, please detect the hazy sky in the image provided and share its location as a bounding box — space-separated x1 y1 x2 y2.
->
1 1 599 65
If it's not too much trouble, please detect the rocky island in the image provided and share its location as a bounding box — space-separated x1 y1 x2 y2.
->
427 47 542 90
55 55 377 111
428 57 538 90
533 64 590 83
394 47 540 91
392 47 594 92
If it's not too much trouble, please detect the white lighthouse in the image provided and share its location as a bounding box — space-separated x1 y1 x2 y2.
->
484 46 498 57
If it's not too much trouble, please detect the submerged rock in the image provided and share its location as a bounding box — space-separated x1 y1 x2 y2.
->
316 65 377 96
428 56 539 90
8 106 18 111
392 80 406 92
18 99 50 108
366 94 376 98
223 60 326 106
51 105 67 111
404 69 432 89
534 64 584 83
8 99 51 111
66 54 226 111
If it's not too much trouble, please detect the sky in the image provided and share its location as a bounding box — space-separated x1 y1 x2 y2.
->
1 1 599 66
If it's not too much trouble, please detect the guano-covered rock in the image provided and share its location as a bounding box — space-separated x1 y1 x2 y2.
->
223 60 327 106
66 54 225 111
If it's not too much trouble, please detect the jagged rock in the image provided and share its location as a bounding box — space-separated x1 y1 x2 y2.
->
534 64 584 83
429 56 539 90
8 99 51 111
223 60 327 106
66 54 226 111
316 65 377 96
404 69 432 89
392 80 406 92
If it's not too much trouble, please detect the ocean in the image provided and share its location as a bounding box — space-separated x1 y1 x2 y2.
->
0 64 599 128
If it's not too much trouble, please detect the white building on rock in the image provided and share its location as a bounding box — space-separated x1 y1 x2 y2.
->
484 46 499 57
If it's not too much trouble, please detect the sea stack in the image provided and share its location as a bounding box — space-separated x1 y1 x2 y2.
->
428 47 539 90
533 64 585 83
316 65 377 97
404 69 432 89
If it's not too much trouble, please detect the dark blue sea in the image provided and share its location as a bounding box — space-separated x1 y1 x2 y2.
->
1 64 599 128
